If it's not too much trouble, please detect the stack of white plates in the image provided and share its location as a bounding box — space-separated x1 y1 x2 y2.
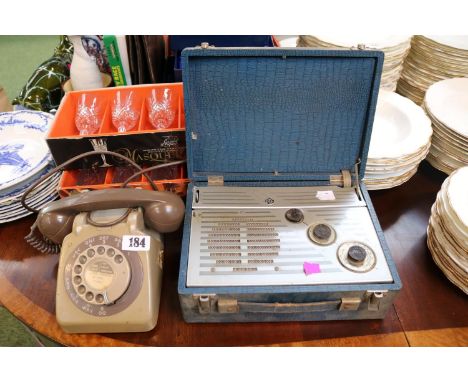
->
397 35 468 105
0 111 59 224
427 166 468 294
274 35 298 47
297 35 412 91
423 78 468 175
363 90 432 190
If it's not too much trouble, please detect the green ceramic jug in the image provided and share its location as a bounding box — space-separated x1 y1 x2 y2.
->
12 36 73 112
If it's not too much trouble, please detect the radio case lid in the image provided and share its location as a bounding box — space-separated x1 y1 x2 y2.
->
182 48 383 183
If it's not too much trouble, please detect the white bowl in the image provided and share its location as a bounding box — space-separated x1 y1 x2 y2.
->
368 90 432 159
425 78 468 138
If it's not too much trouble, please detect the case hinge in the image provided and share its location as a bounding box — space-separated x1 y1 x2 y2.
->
208 175 224 186
200 42 215 49
329 160 361 189
330 169 353 188
366 290 388 311
194 294 216 314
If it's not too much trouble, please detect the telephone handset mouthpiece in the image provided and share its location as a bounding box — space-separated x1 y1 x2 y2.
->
33 188 185 246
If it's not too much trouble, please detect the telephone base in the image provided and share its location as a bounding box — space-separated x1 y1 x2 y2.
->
55 209 163 334
58 316 159 334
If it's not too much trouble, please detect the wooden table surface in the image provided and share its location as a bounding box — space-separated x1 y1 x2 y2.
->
0 162 467 347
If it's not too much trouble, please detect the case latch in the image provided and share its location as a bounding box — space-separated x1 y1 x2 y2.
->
217 298 239 313
194 294 216 314
339 297 362 311
208 175 224 186
366 290 387 311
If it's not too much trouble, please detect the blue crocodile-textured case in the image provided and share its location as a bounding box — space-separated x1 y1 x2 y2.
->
178 48 401 322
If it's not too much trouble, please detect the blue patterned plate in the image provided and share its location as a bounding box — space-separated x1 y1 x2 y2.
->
0 110 53 191
0 171 60 207
0 175 60 223
0 183 59 215
0 192 59 224
0 162 56 203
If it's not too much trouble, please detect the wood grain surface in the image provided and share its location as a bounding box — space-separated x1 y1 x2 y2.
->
405 327 468 346
0 162 467 346
265 332 409 347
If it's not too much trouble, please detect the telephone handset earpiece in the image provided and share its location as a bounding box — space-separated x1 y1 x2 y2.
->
37 210 76 245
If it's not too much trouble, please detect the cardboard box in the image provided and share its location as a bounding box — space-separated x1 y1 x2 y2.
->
47 83 186 170
58 164 189 198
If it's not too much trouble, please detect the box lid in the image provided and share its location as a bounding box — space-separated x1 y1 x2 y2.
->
182 48 383 183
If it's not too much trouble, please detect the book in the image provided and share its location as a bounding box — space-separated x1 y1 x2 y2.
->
103 35 127 86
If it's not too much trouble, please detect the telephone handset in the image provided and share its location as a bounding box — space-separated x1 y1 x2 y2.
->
22 151 186 334
33 188 185 246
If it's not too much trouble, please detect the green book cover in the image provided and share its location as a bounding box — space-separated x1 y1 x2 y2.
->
103 35 127 86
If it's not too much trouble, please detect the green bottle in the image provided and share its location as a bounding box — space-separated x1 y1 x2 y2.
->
12 36 74 112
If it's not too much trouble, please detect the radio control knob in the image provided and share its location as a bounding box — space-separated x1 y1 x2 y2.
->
313 224 332 241
347 245 367 264
285 208 304 223
308 222 336 245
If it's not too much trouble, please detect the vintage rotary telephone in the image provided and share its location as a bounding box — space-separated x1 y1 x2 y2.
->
21 151 185 333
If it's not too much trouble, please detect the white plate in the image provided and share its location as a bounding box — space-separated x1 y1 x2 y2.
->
446 166 468 229
274 36 298 47
0 193 58 224
425 78 468 138
425 36 468 50
364 163 418 179
364 167 418 190
0 111 53 191
438 184 467 246
0 185 58 216
0 175 60 212
368 90 432 159
0 194 58 219
312 35 411 49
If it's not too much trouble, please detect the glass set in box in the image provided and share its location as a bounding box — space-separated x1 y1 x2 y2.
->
46 83 188 197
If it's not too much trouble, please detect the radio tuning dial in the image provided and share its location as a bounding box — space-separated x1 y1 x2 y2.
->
285 208 304 223
347 245 367 264
308 222 336 245
337 242 376 273
313 224 332 241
